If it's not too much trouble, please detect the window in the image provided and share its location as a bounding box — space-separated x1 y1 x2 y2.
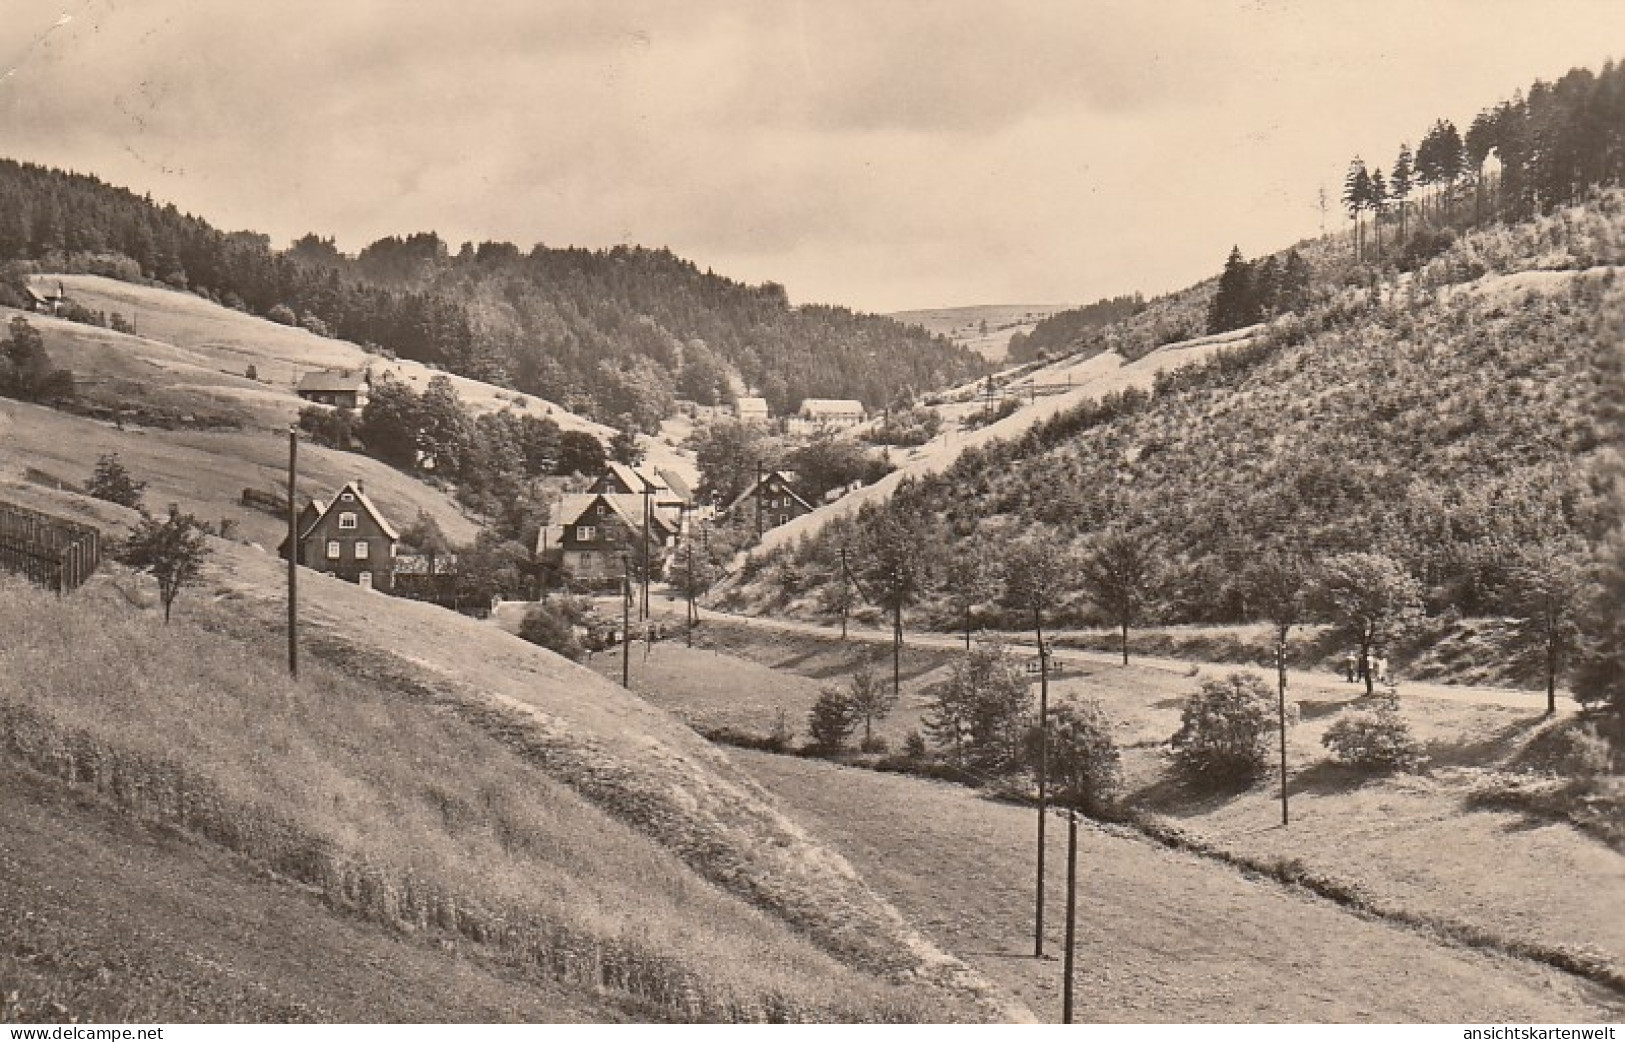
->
596 504 607 516
576 526 596 542
779 514 789 526
326 540 341 560
338 512 358 530
341 492 355 501
354 541 369 559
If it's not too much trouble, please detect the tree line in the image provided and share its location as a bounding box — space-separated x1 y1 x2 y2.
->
0 158 984 428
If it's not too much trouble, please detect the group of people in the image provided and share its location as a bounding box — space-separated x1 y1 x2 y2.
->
1343 650 1391 685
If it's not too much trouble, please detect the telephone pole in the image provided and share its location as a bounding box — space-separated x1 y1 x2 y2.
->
286 426 299 679
621 554 632 688
1277 638 1290 827
838 546 850 640
641 486 652 621
685 520 696 648
1062 808 1079 1024
1034 634 1050 958
755 460 764 542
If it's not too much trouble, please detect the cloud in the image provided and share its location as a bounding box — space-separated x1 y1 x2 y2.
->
2 1 1625 311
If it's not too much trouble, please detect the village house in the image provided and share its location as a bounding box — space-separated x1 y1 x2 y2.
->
541 491 680 588
295 369 371 410
794 398 866 429
22 282 68 316
588 462 697 530
733 396 770 423
725 470 814 532
278 480 400 592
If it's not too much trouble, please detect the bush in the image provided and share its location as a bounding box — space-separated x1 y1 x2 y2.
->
859 734 890 755
1033 698 1122 813
1170 672 1279 786
903 730 927 759
517 602 585 661
1321 695 1420 772
85 452 146 510
807 687 858 753
266 303 297 325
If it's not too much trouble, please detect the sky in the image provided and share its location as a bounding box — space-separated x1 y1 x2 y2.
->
1 1 1622 314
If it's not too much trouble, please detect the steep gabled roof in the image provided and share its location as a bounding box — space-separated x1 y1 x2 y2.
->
656 468 693 505
297 482 399 541
558 493 677 537
601 461 668 496
724 470 813 515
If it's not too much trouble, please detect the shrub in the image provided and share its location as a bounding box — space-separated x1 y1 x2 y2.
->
859 734 890 755
1033 698 1122 813
903 730 927 760
1321 695 1420 771
266 303 297 325
85 452 146 510
1170 672 1278 786
517 602 584 661
807 687 858 753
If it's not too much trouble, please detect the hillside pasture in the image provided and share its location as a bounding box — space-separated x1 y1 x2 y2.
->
628 619 1624 1002
32 276 698 485
0 398 476 549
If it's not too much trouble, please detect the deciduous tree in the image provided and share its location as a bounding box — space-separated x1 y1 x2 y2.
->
119 504 211 624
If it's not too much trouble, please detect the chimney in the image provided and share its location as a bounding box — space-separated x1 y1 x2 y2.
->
355 478 364 495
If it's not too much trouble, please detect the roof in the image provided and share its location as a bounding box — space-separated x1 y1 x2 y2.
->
735 397 769 415
557 493 678 538
296 482 400 542
724 470 813 515
296 370 369 394
656 468 694 505
798 398 865 416
602 461 666 496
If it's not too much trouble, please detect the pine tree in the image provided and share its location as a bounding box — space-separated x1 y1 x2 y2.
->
1369 167 1389 257
1391 144 1414 241
1343 159 1372 260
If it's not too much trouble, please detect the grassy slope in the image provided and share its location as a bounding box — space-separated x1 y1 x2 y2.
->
621 617 1625 999
0 395 477 550
0 766 628 1024
30 275 698 486
735 750 1623 1023
0 483 1017 1022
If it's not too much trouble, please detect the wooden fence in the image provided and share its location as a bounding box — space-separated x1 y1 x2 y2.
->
0 500 102 594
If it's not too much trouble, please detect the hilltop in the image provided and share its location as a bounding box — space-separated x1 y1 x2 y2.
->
889 304 1074 363
0 158 984 428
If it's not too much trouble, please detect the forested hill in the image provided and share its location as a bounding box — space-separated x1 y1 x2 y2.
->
732 194 1623 639
0 160 982 429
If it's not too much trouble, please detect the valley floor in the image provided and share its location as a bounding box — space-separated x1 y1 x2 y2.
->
732 750 1621 1023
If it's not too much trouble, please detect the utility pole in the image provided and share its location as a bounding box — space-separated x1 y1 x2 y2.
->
1062 808 1078 1024
1277 637 1290 827
686 522 696 648
755 460 764 542
838 547 850 640
286 426 299 679
1035 632 1050 958
621 554 632 689
640 485 651 621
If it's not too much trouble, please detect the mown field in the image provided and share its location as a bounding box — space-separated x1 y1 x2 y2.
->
602 613 1625 1019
